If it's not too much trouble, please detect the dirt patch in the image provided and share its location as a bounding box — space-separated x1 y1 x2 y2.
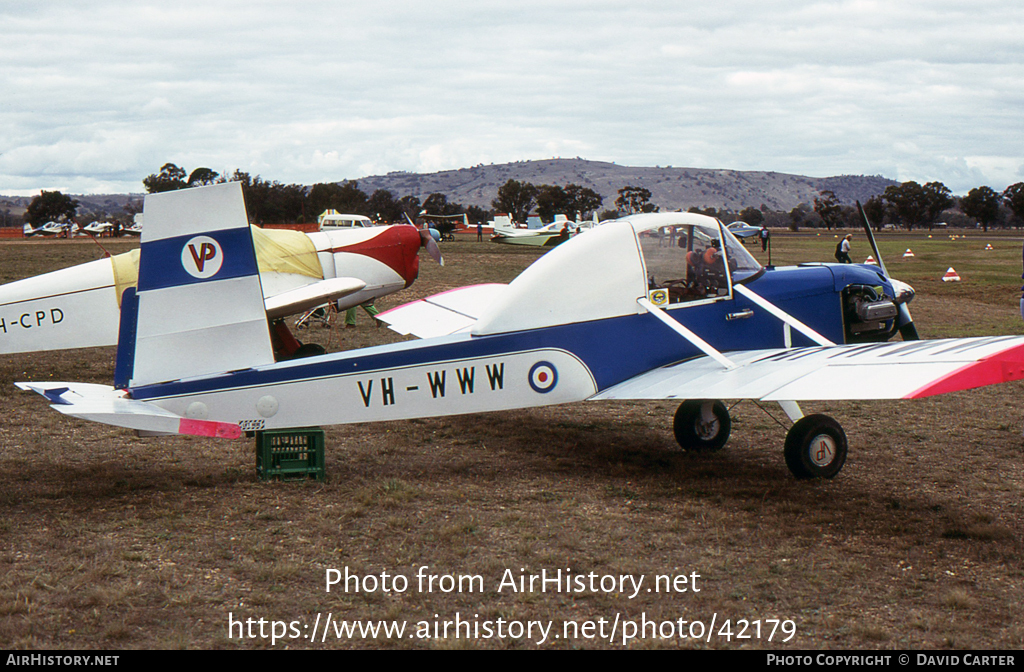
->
2 234 1024 649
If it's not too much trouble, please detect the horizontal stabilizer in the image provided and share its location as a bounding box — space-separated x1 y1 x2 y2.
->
264 277 366 319
594 336 1024 402
15 382 241 438
377 283 506 338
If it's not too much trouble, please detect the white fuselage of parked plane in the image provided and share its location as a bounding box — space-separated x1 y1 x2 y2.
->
0 225 425 354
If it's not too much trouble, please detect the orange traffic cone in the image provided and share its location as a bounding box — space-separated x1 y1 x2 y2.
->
942 267 961 282
903 249 914 258
864 255 877 265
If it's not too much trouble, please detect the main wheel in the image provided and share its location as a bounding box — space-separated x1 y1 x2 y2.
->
673 400 731 452
784 414 848 479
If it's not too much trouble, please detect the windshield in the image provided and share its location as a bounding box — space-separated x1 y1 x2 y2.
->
638 221 762 306
719 225 762 281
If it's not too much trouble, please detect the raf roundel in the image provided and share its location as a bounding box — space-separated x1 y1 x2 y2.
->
528 361 558 394
181 235 224 279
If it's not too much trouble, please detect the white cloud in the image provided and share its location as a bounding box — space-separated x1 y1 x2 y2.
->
0 0 1022 196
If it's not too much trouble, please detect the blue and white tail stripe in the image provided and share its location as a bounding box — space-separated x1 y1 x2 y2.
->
138 227 259 291
123 182 275 387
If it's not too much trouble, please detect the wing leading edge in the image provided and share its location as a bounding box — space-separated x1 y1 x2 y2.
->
592 336 1024 402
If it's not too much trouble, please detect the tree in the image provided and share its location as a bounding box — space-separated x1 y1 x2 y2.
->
306 181 369 220
563 183 602 218
187 167 220 187
738 206 764 227
422 192 464 217
788 203 813 232
399 195 422 221
688 206 720 218
1004 182 1024 227
880 180 952 230
534 185 568 223
143 163 188 193
25 191 79 226
922 181 953 227
861 196 886 231
367 189 404 223
464 205 490 225
813 190 843 230
491 179 537 223
960 186 1001 232
615 185 656 214
882 181 927 230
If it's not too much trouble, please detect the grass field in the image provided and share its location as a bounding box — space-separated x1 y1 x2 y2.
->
2 227 1024 650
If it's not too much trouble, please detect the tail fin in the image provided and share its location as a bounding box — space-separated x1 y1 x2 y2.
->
119 182 274 387
493 215 514 232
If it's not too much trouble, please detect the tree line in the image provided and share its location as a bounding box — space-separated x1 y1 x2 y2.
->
807 181 1024 233
14 164 1024 233
142 165 611 226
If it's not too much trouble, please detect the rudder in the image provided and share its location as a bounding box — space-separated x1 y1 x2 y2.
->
121 182 274 387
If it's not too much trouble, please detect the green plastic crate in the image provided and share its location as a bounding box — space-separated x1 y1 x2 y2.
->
255 427 325 481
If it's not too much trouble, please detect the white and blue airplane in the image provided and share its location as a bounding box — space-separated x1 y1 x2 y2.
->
17 182 1024 479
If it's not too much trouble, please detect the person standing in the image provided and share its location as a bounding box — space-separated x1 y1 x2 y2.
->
759 226 770 252
835 234 853 263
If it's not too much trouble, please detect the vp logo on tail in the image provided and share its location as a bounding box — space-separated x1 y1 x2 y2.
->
182 236 224 279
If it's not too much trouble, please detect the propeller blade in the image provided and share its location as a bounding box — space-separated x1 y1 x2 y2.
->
898 305 920 340
857 201 919 340
856 201 889 277
419 229 444 266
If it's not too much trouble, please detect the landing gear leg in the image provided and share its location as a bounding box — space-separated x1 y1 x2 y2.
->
673 400 731 452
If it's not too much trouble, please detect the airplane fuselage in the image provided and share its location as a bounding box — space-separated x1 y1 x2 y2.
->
126 261 891 431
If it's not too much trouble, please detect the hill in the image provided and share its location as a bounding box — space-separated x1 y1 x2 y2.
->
356 158 897 213
0 160 897 224
0 193 140 223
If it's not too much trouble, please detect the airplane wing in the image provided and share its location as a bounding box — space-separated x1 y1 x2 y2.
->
15 382 241 438
593 336 1024 402
263 277 366 319
377 283 507 338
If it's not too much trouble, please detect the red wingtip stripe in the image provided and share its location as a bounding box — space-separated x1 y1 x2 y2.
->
178 418 243 439
906 342 1024 399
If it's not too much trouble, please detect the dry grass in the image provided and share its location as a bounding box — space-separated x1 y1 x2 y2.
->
2 231 1024 649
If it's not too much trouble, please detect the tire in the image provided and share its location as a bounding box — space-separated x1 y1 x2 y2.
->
784 414 848 479
673 400 730 452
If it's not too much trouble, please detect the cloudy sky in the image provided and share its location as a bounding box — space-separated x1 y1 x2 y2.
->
1 0 1022 196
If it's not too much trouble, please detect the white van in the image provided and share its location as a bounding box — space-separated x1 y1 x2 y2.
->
318 210 374 230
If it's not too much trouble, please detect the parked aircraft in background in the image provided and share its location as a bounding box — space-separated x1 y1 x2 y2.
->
23 221 69 237
83 221 114 235
17 183 1024 480
726 221 761 241
0 183 440 357
490 213 600 247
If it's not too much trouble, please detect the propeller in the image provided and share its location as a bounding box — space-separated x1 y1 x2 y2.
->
419 228 444 266
405 212 444 266
856 201 919 341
